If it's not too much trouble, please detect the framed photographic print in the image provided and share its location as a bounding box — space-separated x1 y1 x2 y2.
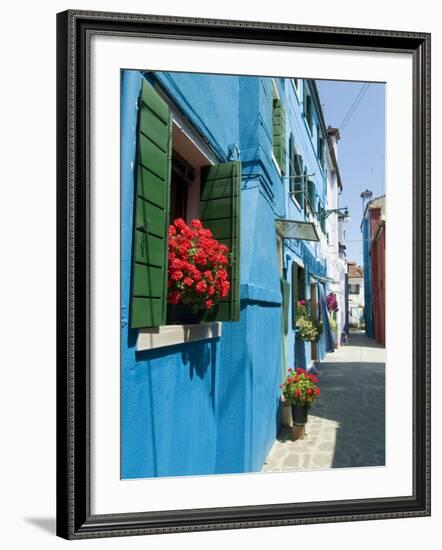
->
56 10 430 539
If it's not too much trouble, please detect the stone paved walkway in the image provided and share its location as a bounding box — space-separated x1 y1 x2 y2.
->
262 332 385 472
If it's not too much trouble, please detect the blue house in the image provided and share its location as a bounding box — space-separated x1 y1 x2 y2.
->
121 70 333 479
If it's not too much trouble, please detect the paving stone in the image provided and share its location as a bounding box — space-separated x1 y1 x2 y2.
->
282 454 300 468
311 454 333 468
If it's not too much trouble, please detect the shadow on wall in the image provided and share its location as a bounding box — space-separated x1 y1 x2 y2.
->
182 340 218 411
312 361 386 468
133 335 219 413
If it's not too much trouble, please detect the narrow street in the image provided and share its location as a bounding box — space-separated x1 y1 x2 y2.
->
262 331 385 471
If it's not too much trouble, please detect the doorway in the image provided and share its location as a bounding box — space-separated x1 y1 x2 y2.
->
310 282 318 361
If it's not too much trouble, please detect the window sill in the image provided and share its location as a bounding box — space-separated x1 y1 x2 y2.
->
136 322 222 352
271 152 283 177
289 194 302 212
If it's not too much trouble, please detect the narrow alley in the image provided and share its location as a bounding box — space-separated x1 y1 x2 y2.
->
262 332 385 472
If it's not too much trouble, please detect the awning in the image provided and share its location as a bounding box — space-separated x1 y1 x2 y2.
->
311 274 339 285
275 219 319 242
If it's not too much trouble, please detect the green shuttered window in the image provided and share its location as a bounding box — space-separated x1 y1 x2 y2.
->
291 263 306 329
272 98 286 174
199 161 241 322
130 79 241 328
289 133 304 208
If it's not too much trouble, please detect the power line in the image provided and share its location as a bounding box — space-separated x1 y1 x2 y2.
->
340 83 371 131
339 84 367 128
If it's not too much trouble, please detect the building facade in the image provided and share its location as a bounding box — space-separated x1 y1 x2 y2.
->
121 70 334 479
361 195 385 340
369 200 386 345
348 261 365 327
325 127 347 345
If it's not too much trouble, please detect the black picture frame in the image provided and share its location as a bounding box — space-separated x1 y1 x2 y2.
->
56 9 431 540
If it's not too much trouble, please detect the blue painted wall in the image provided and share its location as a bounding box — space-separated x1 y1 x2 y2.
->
121 70 329 478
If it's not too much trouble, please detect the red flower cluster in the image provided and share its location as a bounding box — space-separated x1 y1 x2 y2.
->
280 367 320 405
167 218 231 311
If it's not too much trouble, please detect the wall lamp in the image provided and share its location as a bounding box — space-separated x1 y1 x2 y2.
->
317 207 351 223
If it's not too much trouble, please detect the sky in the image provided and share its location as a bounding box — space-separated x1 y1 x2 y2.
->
316 80 385 266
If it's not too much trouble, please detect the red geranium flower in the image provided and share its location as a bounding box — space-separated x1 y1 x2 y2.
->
167 291 180 305
191 219 203 229
174 218 186 230
195 281 207 295
171 270 183 281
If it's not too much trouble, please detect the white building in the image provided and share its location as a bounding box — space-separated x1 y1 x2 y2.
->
325 127 347 344
347 261 365 327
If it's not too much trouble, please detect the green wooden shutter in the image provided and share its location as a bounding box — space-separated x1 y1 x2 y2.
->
272 98 286 174
307 179 316 213
298 268 306 301
294 153 304 207
318 203 326 233
199 161 241 322
281 278 291 335
291 262 298 329
130 79 172 328
288 133 295 193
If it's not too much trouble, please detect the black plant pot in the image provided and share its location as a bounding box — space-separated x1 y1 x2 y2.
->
167 303 203 325
291 403 309 426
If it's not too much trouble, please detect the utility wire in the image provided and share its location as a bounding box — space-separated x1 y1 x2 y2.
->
339 84 368 128
340 83 371 131
340 83 368 129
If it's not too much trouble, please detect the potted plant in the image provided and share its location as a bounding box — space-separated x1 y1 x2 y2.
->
280 367 321 440
329 317 338 348
295 301 319 342
312 319 323 342
167 218 231 321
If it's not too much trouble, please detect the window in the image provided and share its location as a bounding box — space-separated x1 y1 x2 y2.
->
317 200 326 234
306 178 316 215
169 151 194 224
130 78 241 328
349 284 360 294
272 82 286 174
317 126 325 168
291 262 306 329
304 90 313 133
288 133 304 208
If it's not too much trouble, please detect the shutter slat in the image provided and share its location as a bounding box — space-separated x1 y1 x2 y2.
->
200 161 241 322
130 79 171 328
